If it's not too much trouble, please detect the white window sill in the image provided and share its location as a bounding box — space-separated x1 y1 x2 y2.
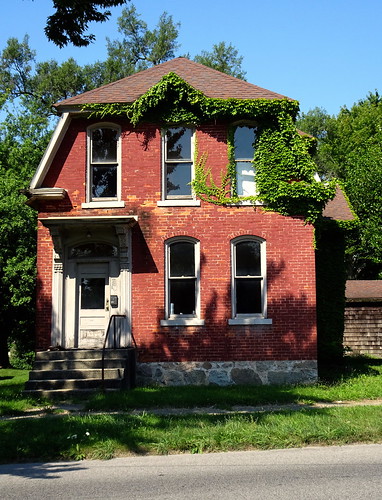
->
228 200 264 206
82 201 125 209
228 318 273 325
160 318 205 327
157 200 201 207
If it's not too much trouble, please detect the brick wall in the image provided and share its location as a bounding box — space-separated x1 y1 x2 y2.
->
35 118 317 361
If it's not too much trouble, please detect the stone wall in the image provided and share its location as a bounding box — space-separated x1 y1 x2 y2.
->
136 360 318 386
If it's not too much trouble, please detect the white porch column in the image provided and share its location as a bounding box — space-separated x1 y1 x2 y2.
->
49 226 64 347
114 224 132 347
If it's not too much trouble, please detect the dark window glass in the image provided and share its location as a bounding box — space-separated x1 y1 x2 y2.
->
92 164 117 198
236 279 262 314
70 243 118 259
92 128 117 162
234 126 256 159
169 279 196 315
236 241 261 276
166 128 192 160
81 278 105 309
170 242 195 277
166 162 192 197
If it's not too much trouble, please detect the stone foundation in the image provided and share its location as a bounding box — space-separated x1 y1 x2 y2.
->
136 360 318 386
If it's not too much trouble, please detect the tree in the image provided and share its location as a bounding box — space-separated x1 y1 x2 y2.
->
0 111 51 367
0 36 97 115
194 42 246 80
297 94 382 278
45 0 127 48
102 5 180 82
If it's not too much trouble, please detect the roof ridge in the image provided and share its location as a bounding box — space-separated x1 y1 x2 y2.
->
55 57 291 109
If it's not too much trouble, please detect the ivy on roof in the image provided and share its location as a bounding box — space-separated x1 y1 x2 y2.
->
82 72 336 222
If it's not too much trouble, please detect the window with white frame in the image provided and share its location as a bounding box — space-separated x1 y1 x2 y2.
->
88 125 120 201
163 127 194 199
163 237 202 324
234 125 257 197
231 236 268 321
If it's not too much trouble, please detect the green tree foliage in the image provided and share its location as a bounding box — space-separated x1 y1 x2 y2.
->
101 4 180 82
45 0 127 47
0 36 94 116
0 111 51 367
297 94 382 278
194 42 246 80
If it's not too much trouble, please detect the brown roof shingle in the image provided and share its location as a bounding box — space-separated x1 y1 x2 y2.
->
346 280 382 300
55 57 291 111
322 185 355 221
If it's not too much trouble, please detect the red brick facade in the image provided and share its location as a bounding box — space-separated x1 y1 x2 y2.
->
35 117 317 362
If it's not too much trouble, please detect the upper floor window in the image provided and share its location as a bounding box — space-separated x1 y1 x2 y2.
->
88 125 120 201
231 236 268 321
163 127 194 199
234 126 257 197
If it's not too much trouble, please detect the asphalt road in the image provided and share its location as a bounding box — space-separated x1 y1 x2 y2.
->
1 444 381 499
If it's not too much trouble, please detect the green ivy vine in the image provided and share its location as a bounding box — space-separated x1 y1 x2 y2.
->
83 72 337 222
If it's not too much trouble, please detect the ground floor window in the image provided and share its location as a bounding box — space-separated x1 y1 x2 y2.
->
231 236 266 318
165 237 200 318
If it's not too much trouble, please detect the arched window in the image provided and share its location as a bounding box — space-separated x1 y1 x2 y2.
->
230 236 271 324
88 124 121 201
161 237 204 326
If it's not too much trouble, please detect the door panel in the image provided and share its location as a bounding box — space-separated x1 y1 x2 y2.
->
77 263 110 348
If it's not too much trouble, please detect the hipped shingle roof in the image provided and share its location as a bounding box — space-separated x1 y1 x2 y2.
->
55 57 290 111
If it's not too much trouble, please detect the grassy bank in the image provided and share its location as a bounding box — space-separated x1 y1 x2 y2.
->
1 356 382 416
0 356 381 462
1 406 382 462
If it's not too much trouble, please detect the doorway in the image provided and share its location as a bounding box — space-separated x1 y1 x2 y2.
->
77 263 110 348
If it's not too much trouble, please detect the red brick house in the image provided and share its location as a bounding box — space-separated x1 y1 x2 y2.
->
25 58 330 387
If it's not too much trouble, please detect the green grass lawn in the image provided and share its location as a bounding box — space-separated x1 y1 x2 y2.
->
1 355 381 463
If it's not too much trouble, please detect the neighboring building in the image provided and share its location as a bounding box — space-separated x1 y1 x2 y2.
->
344 280 382 357
25 58 336 387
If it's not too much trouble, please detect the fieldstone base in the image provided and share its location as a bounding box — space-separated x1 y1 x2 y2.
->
136 360 318 386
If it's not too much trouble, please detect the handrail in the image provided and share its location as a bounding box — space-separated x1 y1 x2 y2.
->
101 314 137 390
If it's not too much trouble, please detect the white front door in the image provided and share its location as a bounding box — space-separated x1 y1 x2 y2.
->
77 263 110 348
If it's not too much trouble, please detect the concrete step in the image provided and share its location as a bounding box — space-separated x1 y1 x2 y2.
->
22 388 121 398
35 349 130 361
32 359 127 370
28 368 123 380
24 378 122 391
24 347 137 397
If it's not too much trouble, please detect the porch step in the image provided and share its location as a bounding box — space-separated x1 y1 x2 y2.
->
23 348 136 398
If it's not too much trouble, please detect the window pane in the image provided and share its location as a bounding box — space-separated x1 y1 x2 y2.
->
166 127 192 160
81 278 105 309
236 278 262 314
170 279 196 315
92 128 118 162
166 162 192 197
234 126 256 159
92 165 117 198
70 243 118 259
236 161 256 197
236 241 261 276
170 242 195 277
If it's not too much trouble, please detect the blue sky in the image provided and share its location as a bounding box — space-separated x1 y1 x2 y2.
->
1 0 382 115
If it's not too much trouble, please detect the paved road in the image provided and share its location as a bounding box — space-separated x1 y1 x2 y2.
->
1 444 381 499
